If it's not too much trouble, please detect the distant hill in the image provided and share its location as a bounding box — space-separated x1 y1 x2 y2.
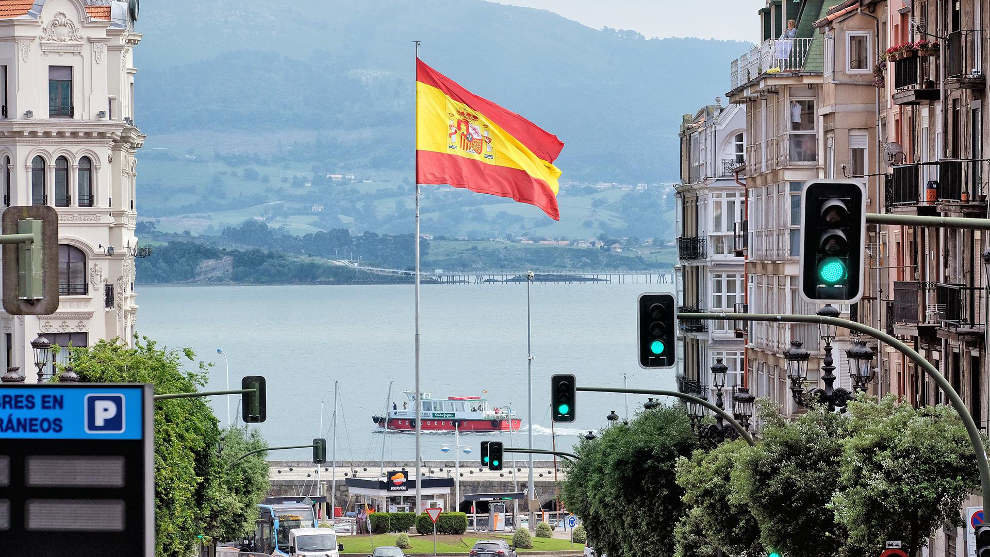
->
133 0 747 238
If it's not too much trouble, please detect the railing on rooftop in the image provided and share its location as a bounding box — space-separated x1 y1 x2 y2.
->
730 38 816 90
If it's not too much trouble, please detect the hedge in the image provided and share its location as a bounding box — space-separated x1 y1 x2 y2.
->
368 512 418 534
416 512 468 535
535 521 553 538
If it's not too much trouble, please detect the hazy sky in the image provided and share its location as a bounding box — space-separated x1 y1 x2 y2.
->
491 0 762 43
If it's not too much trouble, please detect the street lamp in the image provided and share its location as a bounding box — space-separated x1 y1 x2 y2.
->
846 339 876 392
60 362 79 383
732 387 756 430
817 303 840 343
784 340 811 405
696 358 743 443
687 398 706 429
643 397 660 410
31 335 51 383
606 410 619 425
584 431 596 441
813 304 852 411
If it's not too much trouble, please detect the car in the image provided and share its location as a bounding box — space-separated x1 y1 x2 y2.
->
370 546 406 557
469 539 517 557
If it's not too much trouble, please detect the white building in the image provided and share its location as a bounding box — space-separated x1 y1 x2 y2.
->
674 101 747 400
0 0 142 379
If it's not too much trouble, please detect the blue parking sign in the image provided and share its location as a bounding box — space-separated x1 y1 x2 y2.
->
86 394 125 433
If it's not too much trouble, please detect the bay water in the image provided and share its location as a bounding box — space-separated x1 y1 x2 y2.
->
136 282 676 462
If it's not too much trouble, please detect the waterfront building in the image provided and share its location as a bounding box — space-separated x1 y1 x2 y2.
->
0 0 143 379
674 101 747 403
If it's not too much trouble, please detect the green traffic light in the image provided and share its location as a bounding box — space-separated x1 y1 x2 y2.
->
768 553 781 557
557 403 570 415
650 340 665 355
492 460 499 467
483 456 489 463
817 257 847 285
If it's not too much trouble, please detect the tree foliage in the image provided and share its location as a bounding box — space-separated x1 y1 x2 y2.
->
674 439 763 557
831 395 980 556
561 406 696 557
63 337 269 556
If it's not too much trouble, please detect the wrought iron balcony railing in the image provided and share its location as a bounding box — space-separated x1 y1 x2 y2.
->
677 306 708 333
935 283 986 330
676 375 708 398
677 237 707 261
721 158 744 177
946 30 985 86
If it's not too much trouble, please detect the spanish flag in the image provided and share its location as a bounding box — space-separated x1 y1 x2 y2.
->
416 59 565 220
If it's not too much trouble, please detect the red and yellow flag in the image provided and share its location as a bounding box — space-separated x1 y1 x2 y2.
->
416 58 565 220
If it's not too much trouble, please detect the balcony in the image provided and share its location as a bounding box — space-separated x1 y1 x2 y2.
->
946 30 986 89
885 160 983 210
886 163 920 207
730 38 816 90
676 375 708 397
677 306 708 333
733 220 747 257
935 159 983 204
892 55 939 105
733 302 748 339
936 283 986 331
720 158 744 177
677 236 707 261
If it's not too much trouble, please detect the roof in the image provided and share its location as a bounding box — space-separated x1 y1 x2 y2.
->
814 1 859 28
0 1 34 18
0 1 111 20
801 0 845 72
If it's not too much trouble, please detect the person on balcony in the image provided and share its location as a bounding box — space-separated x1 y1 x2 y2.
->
775 20 798 70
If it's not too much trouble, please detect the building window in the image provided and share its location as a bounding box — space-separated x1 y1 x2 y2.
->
789 99 817 162
78 156 93 207
54 156 69 207
849 130 868 176
709 351 744 389
789 182 802 257
46 332 87 377
734 133 744 164
2 155 9 207
48 66 73 118
58 245 87 296
847 32 870 72
711 272 744 332
31 156 45 206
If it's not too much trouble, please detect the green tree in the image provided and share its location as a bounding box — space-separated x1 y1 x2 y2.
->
731 402 848 557
831 395 981 556
675 439 763 557
202 426 271 543
561 406 696 557
63 337 268 556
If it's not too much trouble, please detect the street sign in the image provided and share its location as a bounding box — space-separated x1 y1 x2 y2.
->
881 550 908 557
974 510 986 529
0 383 154 556
970 507 984 557
567 515 577 528
426 507 442 523
886 541 902 548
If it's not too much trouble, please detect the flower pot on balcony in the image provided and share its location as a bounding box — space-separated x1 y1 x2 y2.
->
961 192 970 202
890 50 903 61
919 47 938 57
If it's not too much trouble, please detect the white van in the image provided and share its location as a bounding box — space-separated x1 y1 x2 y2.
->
287 527 343 556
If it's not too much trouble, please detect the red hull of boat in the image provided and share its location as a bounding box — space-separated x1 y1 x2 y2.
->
377 418 522 432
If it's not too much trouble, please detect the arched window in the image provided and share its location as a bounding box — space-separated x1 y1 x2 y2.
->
31 156 45 205
3 155 9 207
58 244 87 295
78 156 93 207
54 156 69 207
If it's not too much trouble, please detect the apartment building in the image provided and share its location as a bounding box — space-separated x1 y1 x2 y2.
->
0 0 143 380
674 102 747 399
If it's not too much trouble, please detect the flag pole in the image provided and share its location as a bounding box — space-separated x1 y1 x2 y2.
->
413 39 423 515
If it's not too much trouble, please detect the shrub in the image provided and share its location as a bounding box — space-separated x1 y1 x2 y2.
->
513 527 534 549
416 513 435 535
437 512 468 535
535 521 553 538
572 524 587 544
395 533 412 549
389 512 417 533
369 513 390 535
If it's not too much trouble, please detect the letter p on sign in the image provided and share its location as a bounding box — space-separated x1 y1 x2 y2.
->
86 394 125 433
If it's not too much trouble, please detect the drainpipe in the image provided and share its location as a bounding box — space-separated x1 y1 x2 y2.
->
735 167 749 389
859 2 885 397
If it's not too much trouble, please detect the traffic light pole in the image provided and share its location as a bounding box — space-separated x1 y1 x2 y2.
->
503 447 580 461
153 388 256 401
680 311 990 516
227 443 316 467
576 386 755 445
866 213 990 230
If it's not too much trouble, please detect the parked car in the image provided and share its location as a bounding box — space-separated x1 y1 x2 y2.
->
470 539 517 557
370 546 406 557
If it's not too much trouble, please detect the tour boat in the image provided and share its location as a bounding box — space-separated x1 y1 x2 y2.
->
372 391 522 432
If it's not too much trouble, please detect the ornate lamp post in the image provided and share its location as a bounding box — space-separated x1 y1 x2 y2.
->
606 410 619 426
813 304 853 411
31 335 51 383
687 398 706 430
784 340 811 405
643 397 660 410
584 431 596 441
732 387 756 430
697 358 747 442
846 339 876 392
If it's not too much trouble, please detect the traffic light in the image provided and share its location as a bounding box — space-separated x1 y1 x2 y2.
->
241 376 267 423
1 206 59 315
313 438 327 464
551 374 576 422
480 441 490 467
800 181 866 303
976 524 990 556
488 441 503 471
767 552 781 557
638 293 676 368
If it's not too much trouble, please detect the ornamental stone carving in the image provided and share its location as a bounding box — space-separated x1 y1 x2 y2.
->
121 47 131 72
90 264 103 290
16 40 31 63
39 320 89 334
92 42 106 64
59 213 107 224
41 13 83 43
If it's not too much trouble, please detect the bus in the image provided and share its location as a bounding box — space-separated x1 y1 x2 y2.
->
250 499 320 556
